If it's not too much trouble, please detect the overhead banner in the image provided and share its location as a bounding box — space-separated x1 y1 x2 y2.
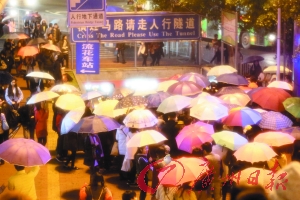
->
221 10 237 46
71 12 200 42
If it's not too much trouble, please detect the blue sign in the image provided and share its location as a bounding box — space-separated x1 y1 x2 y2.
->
71 12 200 42
76 42 100 74
68 0 105 27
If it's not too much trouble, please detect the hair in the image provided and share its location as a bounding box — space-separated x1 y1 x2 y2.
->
231 185 267 200
14 165 25 171
179 182 192 198
62 35 67 40
90 171 104 186
7 78 20 98
35 102 42 111
129 127 139 133
122 190 136 200
49 23 53 27
201 142 212 153
168 112 177 119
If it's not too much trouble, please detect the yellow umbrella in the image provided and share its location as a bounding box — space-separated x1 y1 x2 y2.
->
55 94 85 110
156 80 178 92
219 93 251 106
93 100 126 118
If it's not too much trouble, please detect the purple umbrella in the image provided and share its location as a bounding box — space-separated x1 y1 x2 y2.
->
214 86 245 96
177 72 210 88
216 73 249 86
259 111 293 131
70 115 120 133
167 81 203 96
146 91 171 108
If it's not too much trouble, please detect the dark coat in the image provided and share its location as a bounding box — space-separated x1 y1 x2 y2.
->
83 134 104 167
63 132 78 151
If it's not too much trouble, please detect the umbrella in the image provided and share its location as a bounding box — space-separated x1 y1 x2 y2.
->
233 142 277 163
0 71 13 85
253 108 268 114
259 111 293 130
168 74 182 80
81 91 102 101
176 121 214 153
27 91 59 104
41 43 61 52
61 107 85 134
167 81 203 96
252 88 291 112
93 100 127 118
27 37 48 46
190 95 223 107
190 102 228 121
267 81 293 91
55 94 85 110
114 96 148 110
27 71 55 80
109 88 134 100
158 157 209 186
247 87 264 99
123 109 158 128
254 131 295 147
0 138 51 166
221 103 241 111
216 73 249 86
2 15 14 22
70 115 120 133
222 107 262 127
235 167 271 186
0 33 30 40
281 127 300 140
50 84 80 93
219 93 251 106
177 72 210 88
157 95 192 114
126 130 167 147
157 80 178 92
263 66 292 74
242 55 264 64
206 65 237 77
283 97 300 118
146 91 170 108
106 5 125 12
214 86 245 96
17 46 39 57
211 131 248 150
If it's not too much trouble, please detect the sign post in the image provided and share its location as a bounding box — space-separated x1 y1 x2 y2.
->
76 42 100 74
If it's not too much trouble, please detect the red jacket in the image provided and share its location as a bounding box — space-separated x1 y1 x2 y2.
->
35 109 49 138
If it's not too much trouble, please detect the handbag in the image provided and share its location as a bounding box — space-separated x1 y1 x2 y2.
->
121 159 133 172
1 113 9 131
110 141 119 156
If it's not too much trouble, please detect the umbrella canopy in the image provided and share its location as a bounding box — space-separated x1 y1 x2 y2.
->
27 91 59 104
253 108 268 114
233 142 277 163
123 109 158 128
27 71 55 80
126 130 167 147
17 46 39 57
254 131 295 147
167 81 203 96
168 74 182 80
263 66 292 74
157 80 178 92
146 91 170 108
114 96 148 110
93 100 126 118
190 102 228 121
158 157 209 186
281 127 300 140
242 55 264 64
214 86 245 96
177 72 210 88
2 15 14 22
190 95 223 107
109 88 134 100
219 93 251 107
27 37 48 46
216 73 249 86
221 103 241 111
70 115 120 133
176 121 214 153
206 65 237 77
222 107 262 127
0 138 51 166
55 94 85 110
0 71 13 85
252 88 291 112
81 91 102 101
267 81 293 91
157 95 192 114
41 43 61 52
0 33 29 40
212 131 248 150
247 87 264 99
106 5 125 12
259 111 293 130
235 167 271 186
283 97 300 118
61 107 85 134
50 84 80 93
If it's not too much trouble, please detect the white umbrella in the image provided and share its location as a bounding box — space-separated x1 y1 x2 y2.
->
26 71 55 80
123 109 158 128
190 102 228 121
81 91 102 101
190 95 223 107
211 131 248 150
126 130 167 147
157 95 192 114
219 93 251 106
263 66 292 74
50 84 80 93
156 80 178 92
55 94 85 110
61 107 85 134
207 65 237 77
267 81 293 91
27 91 59 104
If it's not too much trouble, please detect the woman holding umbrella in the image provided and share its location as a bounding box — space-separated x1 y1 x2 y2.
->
5 77 23 110
34 101 49 146
134 146 149 200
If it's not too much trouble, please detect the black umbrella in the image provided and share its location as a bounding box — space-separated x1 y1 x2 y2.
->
0 71 13 85
242 55 264 64
27 38 48 46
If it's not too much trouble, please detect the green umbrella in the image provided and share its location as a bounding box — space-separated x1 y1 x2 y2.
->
283 97 300 118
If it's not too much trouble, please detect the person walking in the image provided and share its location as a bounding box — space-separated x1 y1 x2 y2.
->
138 42 149 66
59 35 71 68
5 78 23 110
84 133 104 173
51 23 61 45
134 146 149 200
34 101 49 146
116 43 126 64
64 132 79 170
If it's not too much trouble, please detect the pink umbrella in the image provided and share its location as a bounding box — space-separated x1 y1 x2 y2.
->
177 72 210 88
0 138 51 166
176 121 214 153
17 46 39 57
254 131 295 147
168 74 182 80
167 81 203 96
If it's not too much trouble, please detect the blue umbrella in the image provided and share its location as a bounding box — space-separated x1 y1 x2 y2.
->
216 73 248 86
259 111 293 131
146 91 170 108
106 5 125 12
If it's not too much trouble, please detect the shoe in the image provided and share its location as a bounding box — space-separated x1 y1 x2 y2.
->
56 156 64 162
70 166 79 170
0 160 4 165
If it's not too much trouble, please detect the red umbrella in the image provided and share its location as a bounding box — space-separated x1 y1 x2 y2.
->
17 46 39 57
168 74 182 80
167 81 203 96
252 88 291 112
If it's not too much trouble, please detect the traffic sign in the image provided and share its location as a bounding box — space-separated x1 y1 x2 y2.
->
68 0 106 27
76 42 100 74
